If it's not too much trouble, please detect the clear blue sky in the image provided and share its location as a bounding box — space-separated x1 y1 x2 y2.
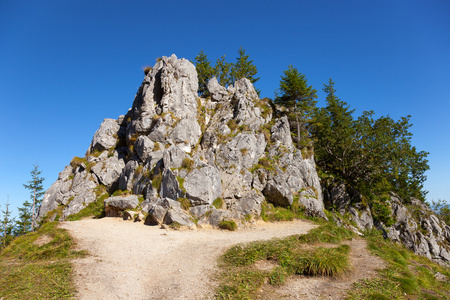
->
1 0 449 216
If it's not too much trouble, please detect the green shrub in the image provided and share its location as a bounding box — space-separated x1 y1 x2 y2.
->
177 198 191 210
181 157 194 172
219 220 237 231
213 197 224 209
152 172 163 192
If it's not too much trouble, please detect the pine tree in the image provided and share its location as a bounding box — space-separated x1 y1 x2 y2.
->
230 46 260 88
274 65 317 147
0 199 15 249
23 164 45 231
15 199 32 236
214 55 233 87
194 50 214 96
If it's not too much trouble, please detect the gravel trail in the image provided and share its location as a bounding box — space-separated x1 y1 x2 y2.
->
61 218 317 300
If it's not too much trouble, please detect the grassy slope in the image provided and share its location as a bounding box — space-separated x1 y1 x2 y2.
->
215 206 450 299
0 222 87 299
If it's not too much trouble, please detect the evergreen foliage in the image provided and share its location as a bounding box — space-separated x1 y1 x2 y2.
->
23 164 45 231
312 79 429 201
15 200 32 236
194 50 214 96
274 65 317 147
0 200 15 249
194 47 259 94
230 46 260 91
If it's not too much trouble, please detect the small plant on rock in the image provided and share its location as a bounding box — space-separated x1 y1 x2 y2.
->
219 220 237 231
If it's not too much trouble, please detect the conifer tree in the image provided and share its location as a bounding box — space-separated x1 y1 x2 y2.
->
0 199 15 249
275 65 317 146
214 55 233 87
23 164 45 231
15 199 32 236
230 46 260 87
194 50 214 96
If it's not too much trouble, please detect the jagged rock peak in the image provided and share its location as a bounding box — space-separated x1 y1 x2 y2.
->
37 54 326 230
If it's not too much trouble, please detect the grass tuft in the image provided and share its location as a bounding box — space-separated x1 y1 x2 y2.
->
219 220 237 231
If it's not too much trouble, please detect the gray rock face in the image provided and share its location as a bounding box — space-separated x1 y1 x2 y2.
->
160 169 183 200
164 207 195 228
90 118 119 152
271 115 294 151
91 156 125 191
207 77 230 102
105 195 139 217
135 135 154 162
263 175 293 207
38 54 328 231
184 165 222 206
231 78 264 129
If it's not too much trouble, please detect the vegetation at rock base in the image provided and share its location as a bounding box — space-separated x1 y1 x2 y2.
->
0 221 87 299
348 229 450 299
216 218 450 300
219 220 238 231
216 222 354 299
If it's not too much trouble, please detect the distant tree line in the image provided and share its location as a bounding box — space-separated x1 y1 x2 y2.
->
0 165 44 249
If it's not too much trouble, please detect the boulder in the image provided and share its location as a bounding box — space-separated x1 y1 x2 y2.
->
184 165 222 206
163 207 195 228
263 175 293 207
91 156 125 191
207 77 230 102
135 135 155 162
90 118 119 151
104 195 139 217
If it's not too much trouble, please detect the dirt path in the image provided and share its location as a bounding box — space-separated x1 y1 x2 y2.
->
260 238 386 299
61 218 317 300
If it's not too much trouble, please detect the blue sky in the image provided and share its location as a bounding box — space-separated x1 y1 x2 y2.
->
1 0 449 216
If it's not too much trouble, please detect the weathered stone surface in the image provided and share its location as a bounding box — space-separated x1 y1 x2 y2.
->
207 77 230 102
104 195 139 217
163 207 195 228
163 145 187 169
160 169 183 200
263 175 293 207
230 190 264 217
91 156 125 190
271 115 294 151
230 78 263 129
90 118 119 151
170 117 202 149
299 188 326 218
184 165 221 206
118 160 139 191
135 135 154 162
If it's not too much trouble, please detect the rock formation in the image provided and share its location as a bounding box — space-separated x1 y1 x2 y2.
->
38 54 325 228
326 183 450 266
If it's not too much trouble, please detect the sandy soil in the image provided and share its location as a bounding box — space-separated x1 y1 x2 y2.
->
60 218 317 300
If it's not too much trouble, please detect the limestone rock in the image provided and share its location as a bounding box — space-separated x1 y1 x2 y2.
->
135 135 154 162
91 156 125 191
184 165 221 206
207 77 230 102
263 175 293 207
90 118 119 152
163 207 195 228
104 195 139 217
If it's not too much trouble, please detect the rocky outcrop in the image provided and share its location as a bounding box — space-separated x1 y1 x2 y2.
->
37 54 326 230
325 183 450 266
